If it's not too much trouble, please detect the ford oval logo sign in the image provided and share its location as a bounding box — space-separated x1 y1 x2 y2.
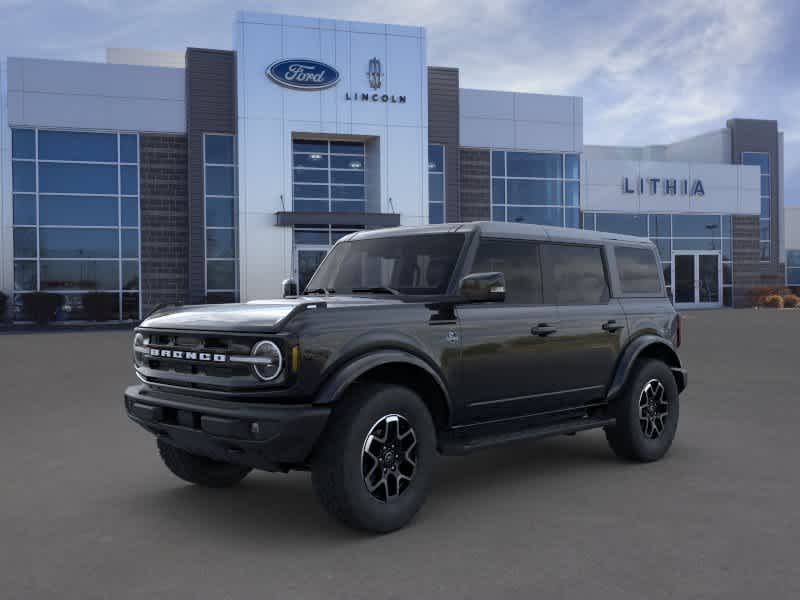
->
266 59 340 90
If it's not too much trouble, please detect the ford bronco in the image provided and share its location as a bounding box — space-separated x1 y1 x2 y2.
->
124 222 686 532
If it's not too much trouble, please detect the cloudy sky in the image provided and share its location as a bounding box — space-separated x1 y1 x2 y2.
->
2 0 798 203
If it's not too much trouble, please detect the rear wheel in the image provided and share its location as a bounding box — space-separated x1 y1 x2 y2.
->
311 383 436 533
157 439 252 488
605 359 680 462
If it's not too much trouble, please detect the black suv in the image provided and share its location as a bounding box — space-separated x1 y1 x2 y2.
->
125 222 686 532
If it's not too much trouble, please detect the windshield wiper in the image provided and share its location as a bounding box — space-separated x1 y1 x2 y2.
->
304 287 335 296
351 286 401 296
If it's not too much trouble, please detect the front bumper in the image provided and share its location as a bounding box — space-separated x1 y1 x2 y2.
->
124 384 331 471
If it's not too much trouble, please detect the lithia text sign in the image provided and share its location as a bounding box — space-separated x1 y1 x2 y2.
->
623 177 705 196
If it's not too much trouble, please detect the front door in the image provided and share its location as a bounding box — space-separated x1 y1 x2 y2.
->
672 252 721 308
295 247 329 293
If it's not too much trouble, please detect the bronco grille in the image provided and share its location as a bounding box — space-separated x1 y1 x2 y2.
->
135 331 283 396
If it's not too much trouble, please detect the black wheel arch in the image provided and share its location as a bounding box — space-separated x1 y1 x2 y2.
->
607 334 687 401
313 349 453 430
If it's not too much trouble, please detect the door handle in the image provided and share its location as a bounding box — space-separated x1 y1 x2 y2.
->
531 323 557 336
602 320 624 333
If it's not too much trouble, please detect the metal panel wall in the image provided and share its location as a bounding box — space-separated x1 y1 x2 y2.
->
459 88 582 153
6 57 185 133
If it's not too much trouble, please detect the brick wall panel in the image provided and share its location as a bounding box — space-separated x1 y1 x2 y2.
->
459 148 490 221
139 133 189 314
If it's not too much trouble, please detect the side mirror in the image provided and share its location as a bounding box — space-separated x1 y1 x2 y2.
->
458 272 506 303
282 278 298 298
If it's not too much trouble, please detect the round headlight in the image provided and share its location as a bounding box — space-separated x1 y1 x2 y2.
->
251 340 283 382
133 333 145 367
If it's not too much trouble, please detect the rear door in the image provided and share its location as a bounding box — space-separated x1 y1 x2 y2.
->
455 238 562 423
540 243 627 410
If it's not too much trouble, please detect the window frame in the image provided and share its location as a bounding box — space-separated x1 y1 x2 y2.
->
786 249 800 287
742 151 771 263
428 143 445 224
291 139 367 214
10 127 141 321
490 149 581 227
203 133 239 300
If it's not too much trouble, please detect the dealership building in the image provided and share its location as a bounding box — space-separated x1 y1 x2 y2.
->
0 10 794 321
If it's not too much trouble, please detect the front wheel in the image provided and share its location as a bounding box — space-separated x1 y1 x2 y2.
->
311 383 436 533
157 439 252 488
605 359 680 462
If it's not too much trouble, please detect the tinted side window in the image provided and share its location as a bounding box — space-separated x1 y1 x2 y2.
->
615 246 662 295
471 239 542 304
542 244 609 305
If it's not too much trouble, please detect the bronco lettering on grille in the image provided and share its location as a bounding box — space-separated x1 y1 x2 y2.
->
148 348 227 362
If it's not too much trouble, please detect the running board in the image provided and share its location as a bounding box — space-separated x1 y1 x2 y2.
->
438 417 616 456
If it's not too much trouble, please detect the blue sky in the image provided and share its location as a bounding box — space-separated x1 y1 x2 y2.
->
2 0 798 203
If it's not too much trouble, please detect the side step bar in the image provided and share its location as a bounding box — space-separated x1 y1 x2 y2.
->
438 417 616 456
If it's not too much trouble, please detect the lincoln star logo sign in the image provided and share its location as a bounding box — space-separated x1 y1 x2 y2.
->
266 58 340 90
345 56 406 104
367 57 383 90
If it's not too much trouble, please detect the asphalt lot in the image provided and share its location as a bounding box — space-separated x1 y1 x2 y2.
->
1 309 799 599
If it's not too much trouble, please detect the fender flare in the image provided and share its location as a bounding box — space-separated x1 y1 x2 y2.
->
606 335 686 401
313 349 453 425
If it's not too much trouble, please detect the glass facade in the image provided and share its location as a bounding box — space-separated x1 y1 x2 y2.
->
742 152 770 261
428 144 444 224
292 140 366 213
11 128 140 320
204 134 238 302
584 212 733 306
787 250 800 286
490 151 580 228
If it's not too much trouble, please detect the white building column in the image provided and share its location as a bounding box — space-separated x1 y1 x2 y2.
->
0 60 12 297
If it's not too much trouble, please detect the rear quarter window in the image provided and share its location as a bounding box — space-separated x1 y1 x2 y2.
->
615 246 663 295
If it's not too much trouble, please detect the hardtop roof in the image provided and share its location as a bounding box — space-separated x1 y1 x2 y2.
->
346 221 653 246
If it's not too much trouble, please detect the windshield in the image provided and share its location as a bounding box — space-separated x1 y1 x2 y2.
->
305 233 466 296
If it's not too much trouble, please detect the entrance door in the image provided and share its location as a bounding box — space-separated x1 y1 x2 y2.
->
672 252 721 308
295 247 329 293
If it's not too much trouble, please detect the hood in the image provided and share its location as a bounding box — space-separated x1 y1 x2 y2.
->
139 296 403 333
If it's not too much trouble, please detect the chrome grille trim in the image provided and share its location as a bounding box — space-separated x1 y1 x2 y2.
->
228 355 276 366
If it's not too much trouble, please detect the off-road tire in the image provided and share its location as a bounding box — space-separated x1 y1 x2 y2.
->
311 383 436 533
605 359 680 462
157 439 252 488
